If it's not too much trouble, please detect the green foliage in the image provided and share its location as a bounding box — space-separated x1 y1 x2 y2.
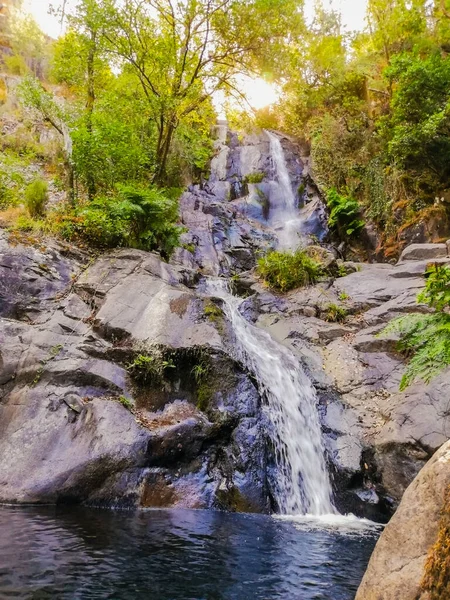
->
25 179 48 217
257 249 323 292
119 396 133 410
191 361 210 384
382 52 450 182
326 188 365 238
382 264 450 390
204 303 223 321
127 353 175 387
57 185 182 257
338 291 350 301
418 264 450 311
383 312 450 391
323 303 347 323
243 172 265 184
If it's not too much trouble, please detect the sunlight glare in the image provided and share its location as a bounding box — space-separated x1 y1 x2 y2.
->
241 77 280 110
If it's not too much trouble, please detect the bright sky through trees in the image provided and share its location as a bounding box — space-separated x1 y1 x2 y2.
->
25 0 369 39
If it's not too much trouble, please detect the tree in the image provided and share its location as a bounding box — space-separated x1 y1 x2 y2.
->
52 0 110 199
99 0 303 183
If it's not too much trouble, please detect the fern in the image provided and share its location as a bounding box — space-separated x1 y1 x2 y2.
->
417 263 450 311
326 188 365 238
382 263 450 390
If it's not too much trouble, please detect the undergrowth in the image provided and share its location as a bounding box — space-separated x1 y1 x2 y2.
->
257 249 322 292
382 263 450 390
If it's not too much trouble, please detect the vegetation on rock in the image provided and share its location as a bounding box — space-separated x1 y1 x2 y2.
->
257 249 322 292
383 263 450 389
421 486 450 600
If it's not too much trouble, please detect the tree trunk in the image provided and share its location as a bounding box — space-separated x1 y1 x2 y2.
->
153 119 176 185
86 28 97 201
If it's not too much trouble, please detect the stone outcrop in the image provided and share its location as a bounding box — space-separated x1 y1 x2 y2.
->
356 440 450 600
173 129 328 276
250 255 450 519
0 233 271 511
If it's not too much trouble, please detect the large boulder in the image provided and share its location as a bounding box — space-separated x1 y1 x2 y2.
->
356 440 450 600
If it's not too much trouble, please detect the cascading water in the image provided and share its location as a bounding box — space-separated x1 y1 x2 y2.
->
265 130 306 250
205 278 336 516
266 130 297 212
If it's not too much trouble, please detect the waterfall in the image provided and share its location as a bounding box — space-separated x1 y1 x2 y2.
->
265 130 297 211
265 130 306 250
205 279 336 516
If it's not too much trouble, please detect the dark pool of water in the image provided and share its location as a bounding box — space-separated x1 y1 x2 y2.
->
0 506 378 599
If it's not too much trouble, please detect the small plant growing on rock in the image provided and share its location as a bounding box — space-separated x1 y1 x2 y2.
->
182 242 196 254
326 188 364 238
338 291 350 301
323 303 348 323
337 264 348 278
119 396 133 410
204 302 223 321
257 249 322 292
25 179 48 217
127 353 175 386
243 171 265 184
382 263 450 390
191 361 210 384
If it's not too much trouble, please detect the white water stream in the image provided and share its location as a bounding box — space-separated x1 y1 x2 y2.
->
265 130 306 250
205 279 335 516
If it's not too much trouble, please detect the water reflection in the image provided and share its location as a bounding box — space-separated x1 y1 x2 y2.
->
0 507 378 599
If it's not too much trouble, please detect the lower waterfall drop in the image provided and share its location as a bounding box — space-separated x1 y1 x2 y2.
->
205 278 336 516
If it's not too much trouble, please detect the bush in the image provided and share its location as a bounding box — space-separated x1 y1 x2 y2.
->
25 179 48 217
382 264 450 390
243 172 265 184
326 188 364 238
323 303 347 323
54 184 183 258
127 353 175 387
257 249 322 292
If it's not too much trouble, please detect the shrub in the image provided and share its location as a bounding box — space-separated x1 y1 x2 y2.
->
257 249 322 292
243 171 265 184
54 184 183 257
382 264 450 390
323 303 347 323
127 353 175 387
25 179 48 217
326 188 364 238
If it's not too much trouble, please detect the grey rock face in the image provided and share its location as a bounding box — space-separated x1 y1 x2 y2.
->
253 250 450 519
399 242 448 262
0 239 271 511
173 128 328 276
356 441 450 600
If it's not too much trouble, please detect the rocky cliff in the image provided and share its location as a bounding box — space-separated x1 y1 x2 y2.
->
0 128 449 524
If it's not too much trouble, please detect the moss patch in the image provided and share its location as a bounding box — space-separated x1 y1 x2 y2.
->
421 486 450 599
